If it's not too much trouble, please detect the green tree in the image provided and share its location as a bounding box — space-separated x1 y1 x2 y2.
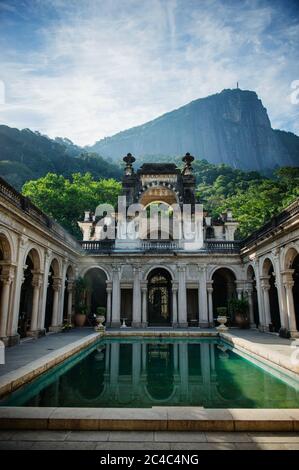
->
22 173 122 238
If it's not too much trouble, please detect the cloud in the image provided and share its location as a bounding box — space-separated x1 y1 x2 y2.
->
0 0 298 146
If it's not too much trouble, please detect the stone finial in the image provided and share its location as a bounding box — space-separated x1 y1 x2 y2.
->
182 152 194 175
123 153 136 176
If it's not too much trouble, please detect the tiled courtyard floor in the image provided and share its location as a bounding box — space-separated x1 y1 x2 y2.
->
0 430 299 450
0 328 94 376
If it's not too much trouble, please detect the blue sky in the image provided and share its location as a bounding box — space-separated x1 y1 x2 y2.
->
0 0 298 145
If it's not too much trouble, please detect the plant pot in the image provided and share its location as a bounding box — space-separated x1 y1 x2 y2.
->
74 313 86 327
235 312 250 329
95 315 105 331
216 315 228 331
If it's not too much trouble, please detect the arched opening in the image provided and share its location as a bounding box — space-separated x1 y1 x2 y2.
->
44 258 60 331
139 186 178 207
263 259 281 332
84 268 107 316
147 268 172 326
0 234 12 338
291 253 299 330
247 265 260 327
212 268 236 321
18 248 40 338
142 202 175 241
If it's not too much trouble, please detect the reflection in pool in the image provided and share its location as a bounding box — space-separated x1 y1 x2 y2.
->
2 338 299 408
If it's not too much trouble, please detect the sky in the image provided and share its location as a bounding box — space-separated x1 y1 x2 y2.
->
0 0 298 146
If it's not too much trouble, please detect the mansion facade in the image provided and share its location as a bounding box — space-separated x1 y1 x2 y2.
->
0 153 299 345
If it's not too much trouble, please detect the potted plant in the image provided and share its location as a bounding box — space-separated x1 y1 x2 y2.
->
74 277 89 327
228 297 249 328
95 306 106 331
61 320 72 333
216 307 228 331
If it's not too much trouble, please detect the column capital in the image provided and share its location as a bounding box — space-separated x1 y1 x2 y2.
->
0 264 15 284
32 272 43 288
67 280 75 292
260 276 270 290
206 280 213 293
171 280 179 292
52 276 62 291
140 280 148 290
0 274 13 285
244 281 253 294
281 269 295 289
177 264 186 272
133 265 142 276
112 264 121 274
197 264 207 273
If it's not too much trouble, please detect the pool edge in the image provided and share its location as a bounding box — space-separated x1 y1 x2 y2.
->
0 406 298 432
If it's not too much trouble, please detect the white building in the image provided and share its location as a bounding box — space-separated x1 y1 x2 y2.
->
0 154 298 345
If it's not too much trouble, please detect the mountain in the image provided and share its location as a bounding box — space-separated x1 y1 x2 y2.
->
90 89 299 171
0 125 121 189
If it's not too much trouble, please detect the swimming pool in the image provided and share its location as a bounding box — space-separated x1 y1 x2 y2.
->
1 337 299 408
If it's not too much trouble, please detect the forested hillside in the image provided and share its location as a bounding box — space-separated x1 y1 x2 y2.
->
0 125 122 189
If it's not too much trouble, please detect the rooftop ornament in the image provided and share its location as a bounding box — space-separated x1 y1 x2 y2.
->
123 152 136 176
182 152 194 175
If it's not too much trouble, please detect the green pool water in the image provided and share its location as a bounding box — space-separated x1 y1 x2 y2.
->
2 337 299 408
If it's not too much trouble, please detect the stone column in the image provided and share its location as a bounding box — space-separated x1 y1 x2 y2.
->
282 270 298 337
245 282 255 327
132 266 142 327
28 271 43 335
206 280 213 325
0 268 14 340
272 249 288 329
198 265 208 327
106 280 112 327
8 235 27 344
253 259 266 330
38 249 52 331
59 260 68 326
171 281 178 327
50 277 62 331
67 279 74 324
260 276 271 329
177 265 188 327
141 281 148 327
111 265 121 327
235 281 244 300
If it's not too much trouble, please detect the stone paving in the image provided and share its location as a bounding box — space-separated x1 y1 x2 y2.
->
0 430 299 450
0 328 94 376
